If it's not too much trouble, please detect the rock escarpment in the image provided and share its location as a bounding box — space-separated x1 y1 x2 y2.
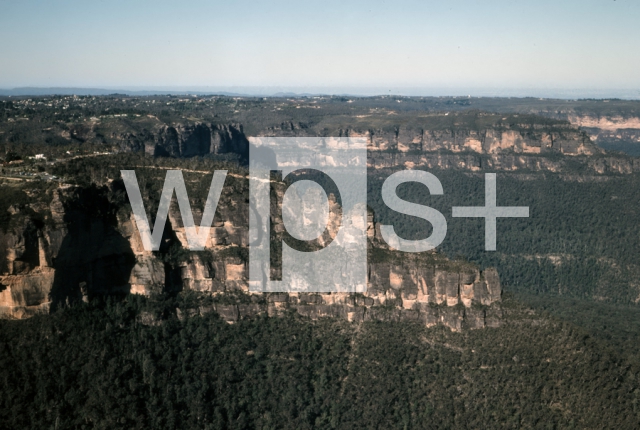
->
175 285 503 332
565 116 640 156
0 185 137 318
108 118 640 174
3 113 633 325
347 125 597 155
367 151 640 174
0 181 502 330
258 119 600 155
115 123 249 158
108 115 600 158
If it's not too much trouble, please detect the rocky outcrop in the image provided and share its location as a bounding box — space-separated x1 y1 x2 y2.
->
113 123 249 159
324 123 599 156
171 252 502 331
176 291 502 331
568 115 640 131
99 113 640 175
587 156 640 174
0 185 138 316
366 263 501 307
562 115 640 156
110 116 640 176
368 149 640 174
0 268 54 319
0 179 502 330
110 115 603 159
0 210 55 318
257 117 598 155
151 200 503 330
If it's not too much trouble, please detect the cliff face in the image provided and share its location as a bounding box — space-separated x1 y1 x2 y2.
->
106 119 640 174
0 181 501 330
367 151 640 174
356 125 597 156
567 115 640 131
175 283 503 331
2 113 636 324
542 114 640 156
106 116 602 159
113 123 249 158
2 115 635 324
258 120 600 155
0 185 137 318
0 202 57 318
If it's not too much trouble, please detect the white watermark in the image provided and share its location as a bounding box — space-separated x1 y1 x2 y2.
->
452 173 529 251
121 169 227 251
121 139 529 292
248 137 368 293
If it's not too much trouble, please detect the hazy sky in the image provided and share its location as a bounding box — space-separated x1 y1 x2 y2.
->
1 0 639 93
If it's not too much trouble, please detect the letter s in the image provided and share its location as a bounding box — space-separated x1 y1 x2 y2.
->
379 170 447 252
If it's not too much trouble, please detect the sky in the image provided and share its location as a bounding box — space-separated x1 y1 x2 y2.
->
1 0 639 96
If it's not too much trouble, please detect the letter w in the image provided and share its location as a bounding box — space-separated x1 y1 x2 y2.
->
121 170 227 251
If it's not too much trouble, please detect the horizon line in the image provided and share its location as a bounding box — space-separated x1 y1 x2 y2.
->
1 86 640 100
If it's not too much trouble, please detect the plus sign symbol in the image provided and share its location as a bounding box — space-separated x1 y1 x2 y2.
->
452 173 529 251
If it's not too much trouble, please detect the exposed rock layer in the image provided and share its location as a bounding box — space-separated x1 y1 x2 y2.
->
108 120 640 174
0 182 500 330
115 123 249 158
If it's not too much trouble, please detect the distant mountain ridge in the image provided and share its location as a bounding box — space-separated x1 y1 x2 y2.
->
2 86 640 99
0 87 248 97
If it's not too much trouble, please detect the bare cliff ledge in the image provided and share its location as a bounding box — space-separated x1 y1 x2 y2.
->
105 119 640 175
112 119 596 157
0 182 501 331
113 123 249 158
2 114 635 326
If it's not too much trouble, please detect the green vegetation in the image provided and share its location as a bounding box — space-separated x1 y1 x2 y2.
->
2 94 639 158
1 296 640 429
2 95 640 427
0 181 55 232
5 147 639 304
515 292 640 359
369 168 640 303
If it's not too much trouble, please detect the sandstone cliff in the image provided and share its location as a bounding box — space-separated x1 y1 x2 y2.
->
113 123 249 158
10 113 612 327
103 117 640 175
564 115 640 156
0 179 501 331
